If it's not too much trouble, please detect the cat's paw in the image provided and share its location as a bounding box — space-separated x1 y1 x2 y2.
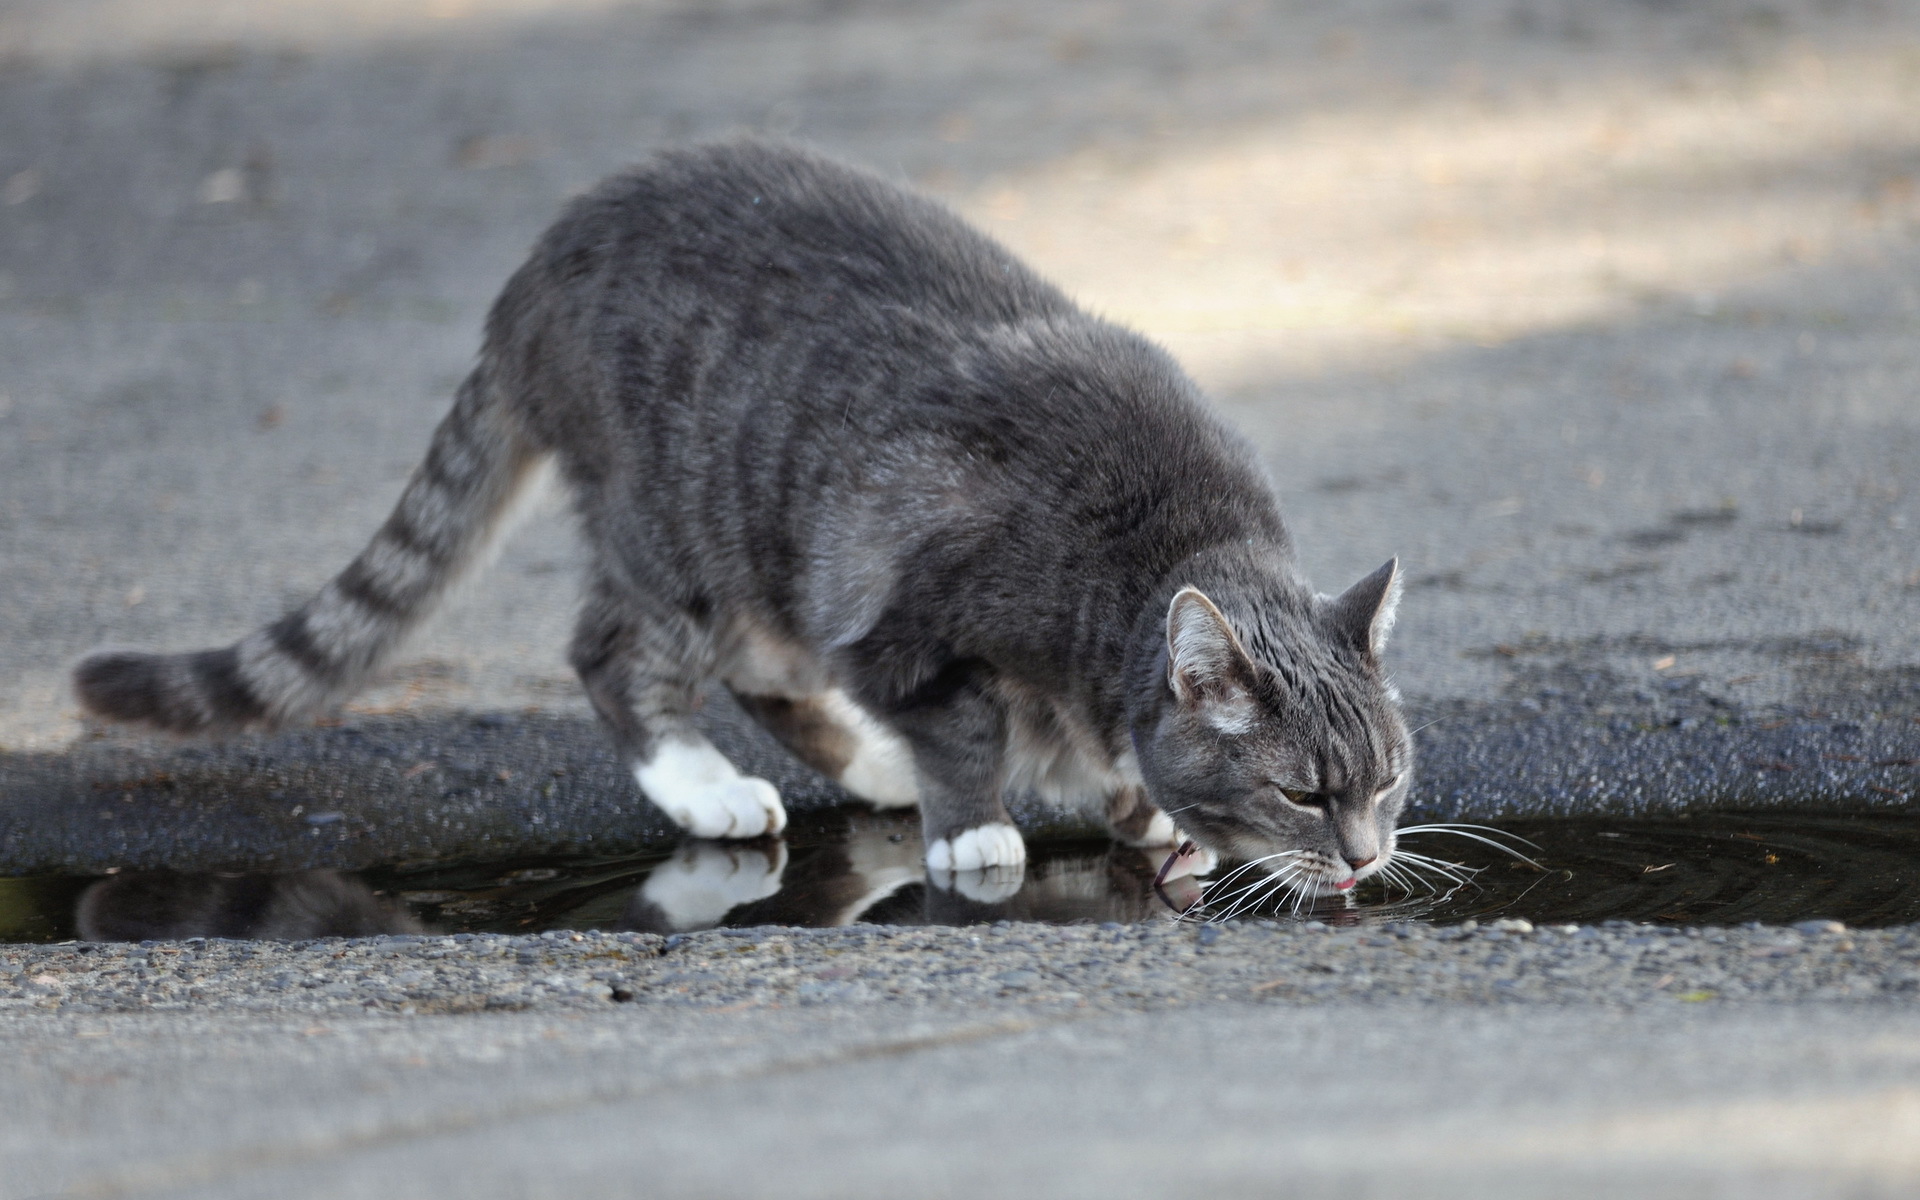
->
637 840 789 932
926 822 1026 871
926 823 1026 903
636 741 789 838
660 777 788 839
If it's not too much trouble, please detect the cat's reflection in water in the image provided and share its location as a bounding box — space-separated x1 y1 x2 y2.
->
68 817 1209 940
75 870 421 942
621 811 1208 933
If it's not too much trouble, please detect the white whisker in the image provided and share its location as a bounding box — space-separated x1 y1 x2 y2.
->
1393 849 1477 880
1226 865 1299 921
1392 851 1479 889
1396 824 1544 868
1221 861 1305 922
1397 856 1466 894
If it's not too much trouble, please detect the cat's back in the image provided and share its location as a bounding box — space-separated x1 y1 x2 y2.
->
524 140 1071 331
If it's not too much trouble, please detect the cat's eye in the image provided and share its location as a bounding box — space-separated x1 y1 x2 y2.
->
1372 773 1406 802
1277 787 1331 811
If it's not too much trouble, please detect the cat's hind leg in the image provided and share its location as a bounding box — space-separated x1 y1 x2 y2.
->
732 690 920 809
569 583 785 839
720 619 919 809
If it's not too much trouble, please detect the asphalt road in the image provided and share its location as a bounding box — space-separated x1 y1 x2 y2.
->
6 920 1920 1199
2 0 1919 1194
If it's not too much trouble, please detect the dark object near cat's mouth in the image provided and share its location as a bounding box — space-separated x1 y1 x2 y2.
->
3 805 1918 943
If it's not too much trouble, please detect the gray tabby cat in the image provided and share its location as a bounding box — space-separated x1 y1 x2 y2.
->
75 141 1411 895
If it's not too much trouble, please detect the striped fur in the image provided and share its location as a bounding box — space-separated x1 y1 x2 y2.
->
75 142 1413 877
74 367 548 734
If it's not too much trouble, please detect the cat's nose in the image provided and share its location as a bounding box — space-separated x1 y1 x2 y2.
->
1343 853 1376 870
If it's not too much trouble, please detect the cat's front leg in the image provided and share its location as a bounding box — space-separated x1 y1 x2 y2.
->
858 659 1027 879
1105 786 1217 874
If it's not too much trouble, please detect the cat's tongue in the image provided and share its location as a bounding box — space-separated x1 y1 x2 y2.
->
1333 877 1357 892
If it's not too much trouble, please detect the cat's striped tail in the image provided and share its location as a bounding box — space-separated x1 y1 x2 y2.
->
74 365 549 735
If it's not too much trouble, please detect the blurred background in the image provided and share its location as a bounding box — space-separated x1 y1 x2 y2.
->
2 0 1917 753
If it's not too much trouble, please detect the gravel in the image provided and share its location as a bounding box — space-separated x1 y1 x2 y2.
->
6 919 1917 1017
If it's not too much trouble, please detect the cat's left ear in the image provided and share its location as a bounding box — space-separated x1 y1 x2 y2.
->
1328 558 1401 659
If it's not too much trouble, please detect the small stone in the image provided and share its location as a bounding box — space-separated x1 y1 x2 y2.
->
1490 918 1534 934
994 969 1039 988
1197 926 1221 946
1794 919 1846 936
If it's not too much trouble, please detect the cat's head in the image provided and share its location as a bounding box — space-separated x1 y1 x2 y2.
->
1132 559 1412 900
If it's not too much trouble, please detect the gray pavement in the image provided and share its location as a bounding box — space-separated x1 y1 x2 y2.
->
12 1003 1920 1198
6 921 1920 1198
3 0 1920 1195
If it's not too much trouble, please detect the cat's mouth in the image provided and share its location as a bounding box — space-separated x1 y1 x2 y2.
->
1284 849 1398 901
1194 848 1394 918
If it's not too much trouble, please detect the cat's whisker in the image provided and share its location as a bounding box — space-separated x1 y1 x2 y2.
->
1396 824 1545 869
1214 864 1295 921
1392 852 1479 891
1392 849 1477 883
1397 821 1540 846
1215 860 1307 922
1203 851 1300 885
1267 866 1314 920
1201 851 1309 898
1397 856 1466 894
1290 875 1313 918
1376 859 1433 899
1202 876 1271 918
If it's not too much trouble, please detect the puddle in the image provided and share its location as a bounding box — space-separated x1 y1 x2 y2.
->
2 806 1917 943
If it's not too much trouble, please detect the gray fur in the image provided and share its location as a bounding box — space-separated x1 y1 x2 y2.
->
74 141 1411 885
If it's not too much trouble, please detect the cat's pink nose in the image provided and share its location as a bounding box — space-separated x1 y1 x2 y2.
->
1344 854 1376 870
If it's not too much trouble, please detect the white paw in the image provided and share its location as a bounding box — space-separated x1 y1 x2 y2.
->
635 739 788 838
926 823 1027 902
926 822 1026 871
664 777 787 839
640 841 789 932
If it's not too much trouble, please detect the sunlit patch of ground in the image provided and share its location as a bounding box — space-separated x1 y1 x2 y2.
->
0 0 637 56
952 44 1920 386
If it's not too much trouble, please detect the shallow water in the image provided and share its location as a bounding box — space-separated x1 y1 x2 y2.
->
2 806 1917 943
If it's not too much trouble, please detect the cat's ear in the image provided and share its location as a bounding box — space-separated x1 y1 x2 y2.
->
1166 587 1257 731
1328 558 1401 659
